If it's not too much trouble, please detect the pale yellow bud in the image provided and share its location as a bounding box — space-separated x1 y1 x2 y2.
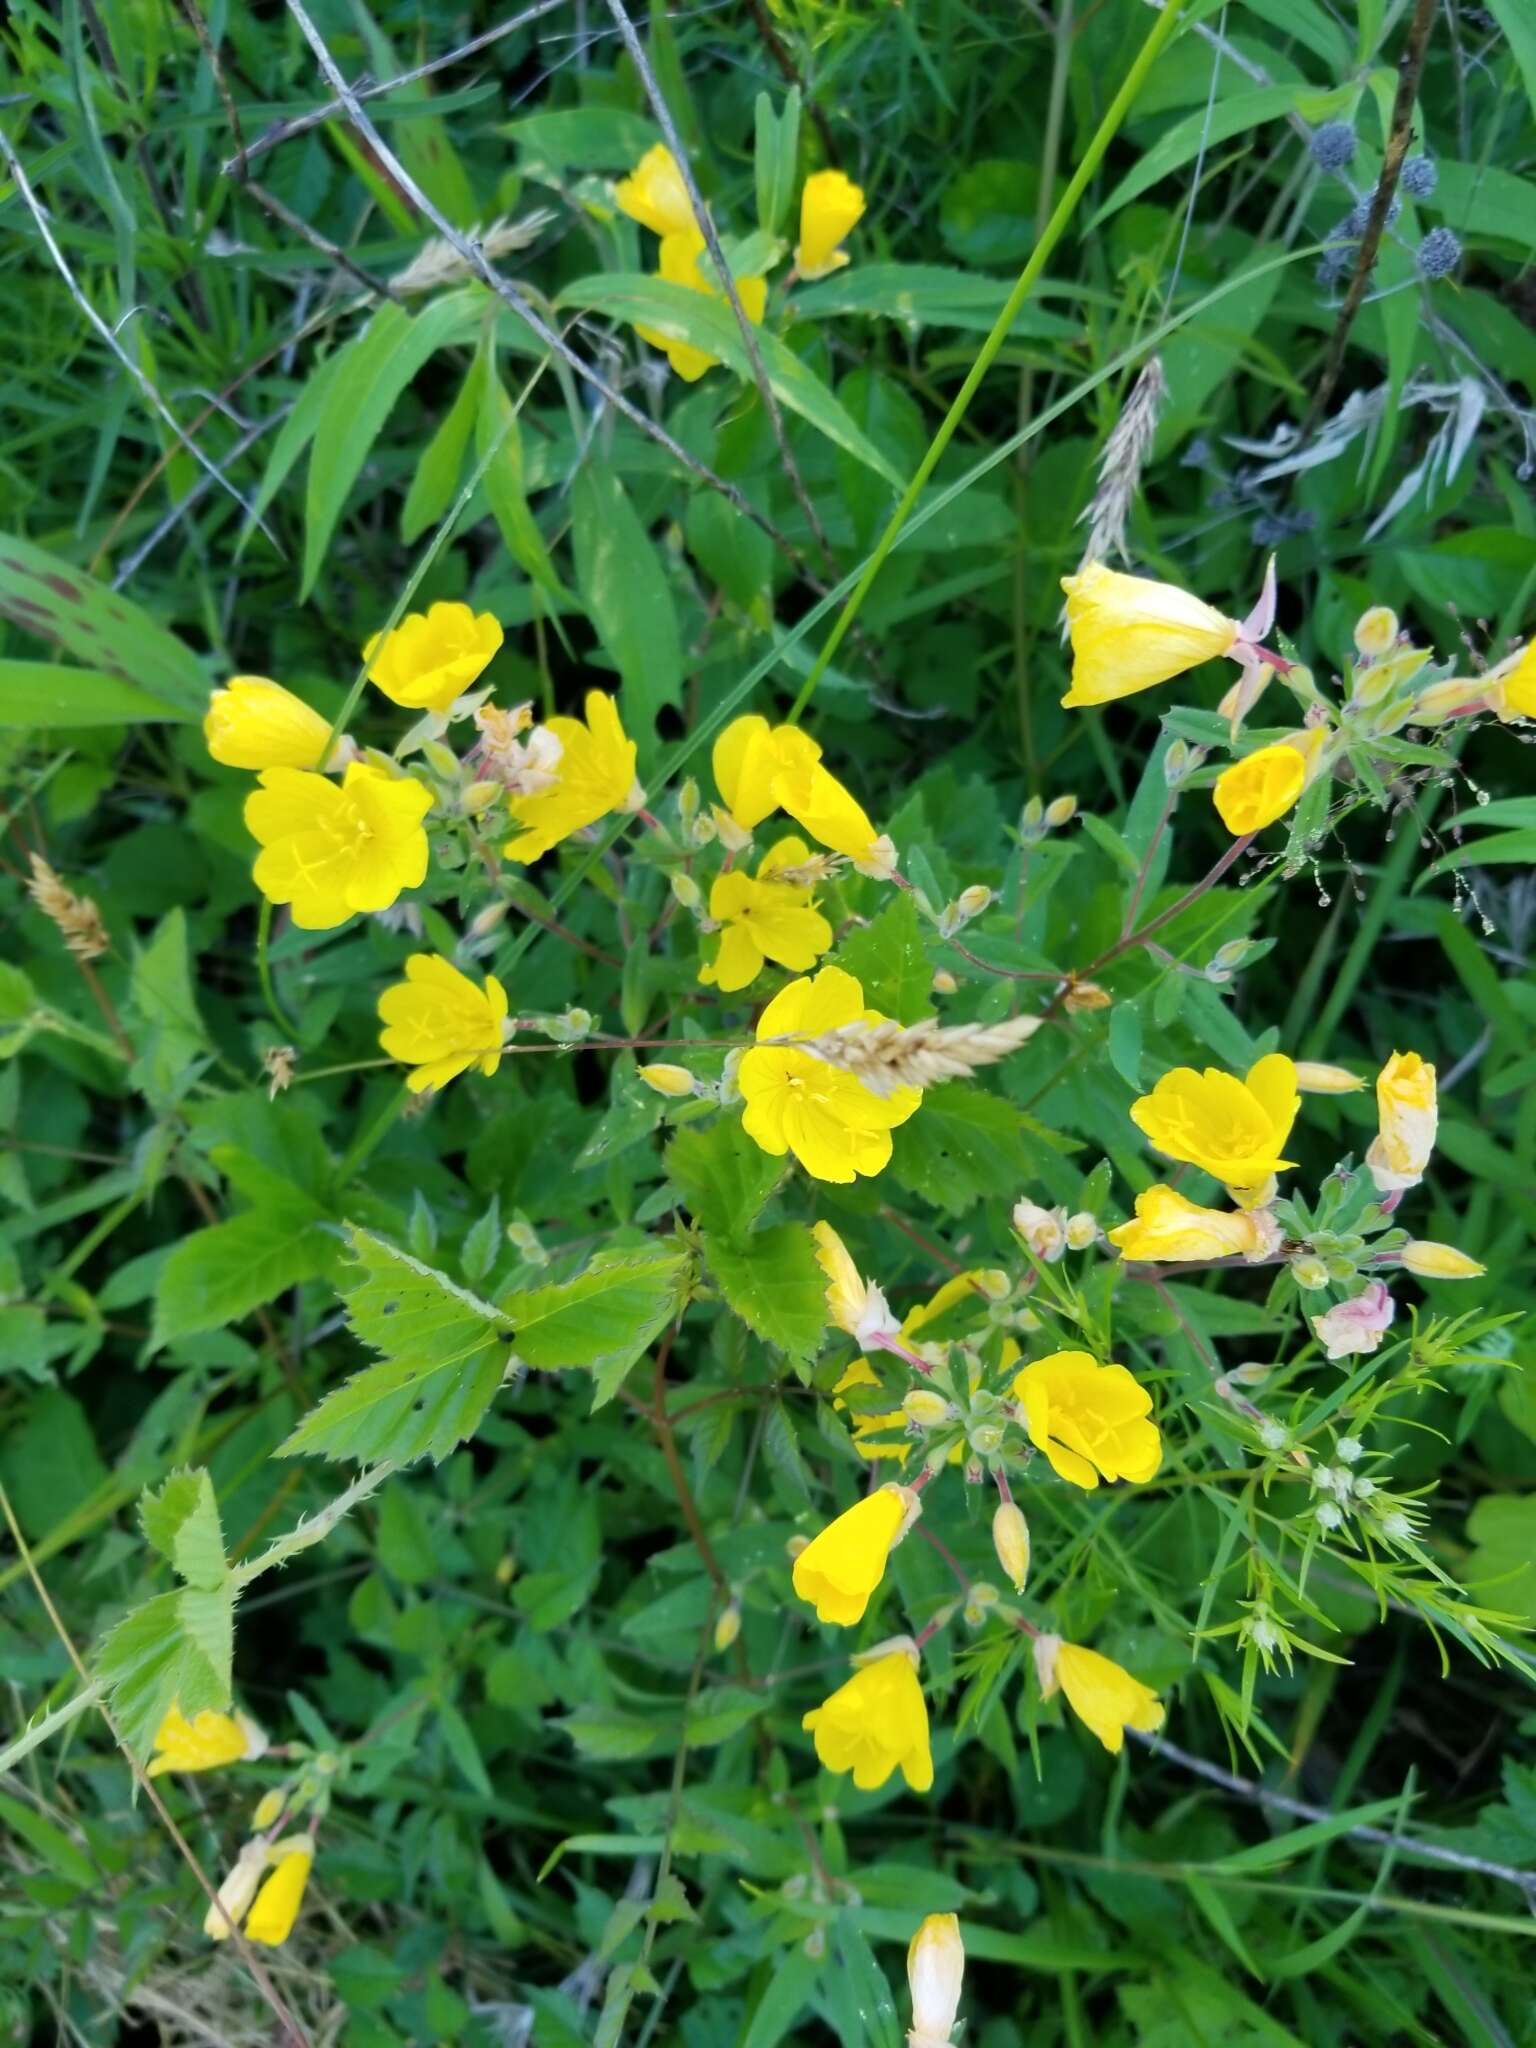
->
678 776 700 823
1043 794 1077 828
902 1388 953 1428
468 901 508 940
1400 1239 1485 1280
251 1788 285 1831
1065 1211 1097 1249
785 1533 810 1561
670 871 703 911
421 739 460 779
969 1421 1005 1457
462 779 504 816
1020 795 1046 842
956 885 992 919
1293 1061 1365 1094
714 1601 742 1652
930 969 958 995
495 1552 517 1584
1291 1254 1329 1290
1353 606 1398 657
973 1269 1011 1300
907 1912 965 2048
639 1063 695 1098
1355 642 1430 706
203 1840 268 1942
712 805 753 852
1414 676 1488 723
991 1500 1030 1593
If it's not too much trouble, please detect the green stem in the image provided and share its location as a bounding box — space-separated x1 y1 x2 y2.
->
787 0 1188 721
256 898 298 1039
336 1081 409 1188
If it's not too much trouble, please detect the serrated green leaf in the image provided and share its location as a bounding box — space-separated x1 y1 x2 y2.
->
152 1201 332 1345
835 891 932 1023
139 1468 226 1590
703 1224 826 1368
505 1243 689 1406
666 1118 784 1238
95 1586 232 1758
889 1084 1034 1216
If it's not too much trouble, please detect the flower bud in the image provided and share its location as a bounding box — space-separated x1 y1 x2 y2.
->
991 1500 1030 1593
968 1422 1004 1458
804 1925 826 1960
1043 794 1077 829
1293 1061 1364 1094
1413 677 1487 723
1020 795 1046 842
461 779 504 816
495 1551 517 1584
1353 607 1398 657
639 1063 696 1098
956 885 992 920
1163 738 1191 787
714 1601 742 1652
1400 1239 1485 1280
1064 1212 1097 1250
421 739 460 779
1228 1361 1270 1385
785 1533 810 1561
907 1912 965 2048
203 1839 269 1941
670 871 702 911
620 776 649 815
931 969 958 995
557 1007 592 1040
1063 979 1111 1013
1012 1197 1067 1262
1291 1254 1329 1290
973 1269 1011 1301
712 806 752 852
252 1788 285 1831
678 776 699 824
902 1388 953 1428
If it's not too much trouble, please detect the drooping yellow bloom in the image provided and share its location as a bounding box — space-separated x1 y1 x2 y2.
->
203 1840 268 1941
204 676 334 770
1213 738 1309 835
1495 641 1536 720
1011 1351 1160 1489
712 714 823 833
811 1220 898 1347
907 1912 965 2048
1107 1185 1280 1264
699 837 833 991
802 1646 934 1792
1130 1052 1300 1192
148 1703 266 1778
503 690 637 861
1366 1049 1437 1192
377 954 509 1093
1401 1239 1485 1279
795 169 866 281
363 602 503 715
633 230 768 382
738 967 922 1182
1060 562 1240 708
246 763 432 930
991 1500 1030 1593
1294 1062 1364 1094
792 1483 915 1625
614 143 694 238
1036 1635 1166 1753
244 1839 314 1947
772 759 884 864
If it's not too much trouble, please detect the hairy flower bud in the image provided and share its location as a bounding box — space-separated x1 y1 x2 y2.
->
1353 607 1398 658
991 1500 1030 1593
902 1388 952 1429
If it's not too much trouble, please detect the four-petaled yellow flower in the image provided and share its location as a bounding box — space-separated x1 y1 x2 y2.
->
1011 1350 1161 1489
1213 736 1313 835
148 1702 266 1778
738 966 922 1182
1060 562 1240 708
614 143 695 238
244 1838 314 1947
1366 1049 1437 1192
796 169 866 281
699 836 833 991
246 763 433 930
713 714 822 832
803 1645 934 1792
503 690 637 862
633 230 768 382
377 954 509 1092
792 1483 916 1625
1035 1635 1166 1753
1108 1185 1280 1264
205 676 333 770
1130 1052 1299 1193
364 602 503 715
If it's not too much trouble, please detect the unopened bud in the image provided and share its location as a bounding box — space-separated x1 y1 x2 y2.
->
907 1911 966 2048
556 1007 592 1041
1291 1254 1329 1290
688 811 718 846
670 871 702 911
1228 1361 1270 1385
1064 1212 1097 1250
1414 676 1487 723
956 885 992 919
620 777 648 815
804 1925 826 1960
1064 980 1111 1013
931 969 958 995
991 1500 1030 1593
968 1422 1004 1458
506 1216 547 1264
785 1533 810 1561
495 1552 517 1584
678 777 700 824
252 1789 284 1831
468 900 508 939
1293 1061 1364 1094
1353 606 1398 657
1163 738 1191 787
902 1388 953 1428
1043 795 1077 829
714 1601 742 1653
639 1062 696 1098
712 806 752 852
422 739 460 779
1400 1239 1485 1280
1020 795 1046 842
462 779 504 816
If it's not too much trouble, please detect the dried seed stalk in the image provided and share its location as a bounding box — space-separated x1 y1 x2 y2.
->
799 1013 1042 1097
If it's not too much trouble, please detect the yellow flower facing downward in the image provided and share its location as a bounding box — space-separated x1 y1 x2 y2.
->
614 143 694 238
738 967 922 1182
1107 1185 1281 1265
907 1912 965 2048
244 1839 314 1947
772 758 887 866
1012 1350 1161 1490
378 954 509 1092
1494 641 1536 721
796 169 867 281
713 714 823 833
792 1483 916 1625
1367 1050 1438 1192
246 763 432 930
633 230 768 382
1130 1052 1300 1192
802 1645 934 1792
1213 736 1314 835
699 837 833 991
148 1703 266 1778
205 676 334 771
364 601 503 715
1060 562 1240 708
503 690 637 862
1036 1636 1166 1753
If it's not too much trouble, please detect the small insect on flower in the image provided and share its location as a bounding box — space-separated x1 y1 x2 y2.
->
802 1643 934 1792
243 1838 315 1948
633 230 768 381
377 954 510 1093
148 1702 267 1778
1107 1185 1281 1264
503 691 639 862
795 169 867 280
1313 1281 1397 1360
1130 1053 1300 1195
1366 1050 1437 1193
614 143 695 239
698 837 833 991
1034 1635 1165 1753
245 763 433 930
1059 562 1241 707
364 602 503 715
792 1483 919 1626
1011 1350 1161 1489
205 676 337 771
907 1912 965 2048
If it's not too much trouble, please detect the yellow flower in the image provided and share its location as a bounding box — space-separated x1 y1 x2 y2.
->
502 690 637 861
1107 1185 1280 1264
1400 1239 1485 1279
1036 1635 1166 1753
713 714 822 832
991 1500 1030 1593
1495 641 1536 720
699 837 833 991
1130 1052 1299 1192
907 1912 965 2048
1213 738 1310 835
204 676 333 770
633 230 768 382
835 1271 992 1465
614 142 694 238
802 1646 934 1792
377 953 509 1093
738 966 922 1182
792 1483 915 1625
246 763 432 930
1366 1049 1437 1193
244 1839 313 1947
204 1840 269 1941
796 169 866 281
1293 1062 1364 1094
811 1220 899 1347
772 758 884 864
1011 1350 1160 1489
148 1703 266 1778
1060 562 1240 708
363 601 502 715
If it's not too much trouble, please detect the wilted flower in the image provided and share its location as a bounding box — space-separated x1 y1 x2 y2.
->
795 169 866 281
1130 1053 1300 1193
1011 1350 1161 1489
1366 1050 1437 1192
205 676 336 770
473 702 563 794
906 1912 965 2048
503 691 638 862
203 1840 270 1942
802 1645 933 1792
364 602 502 715
1034 1635 1165 1753
377 954 509 1092
246 764 432 930
792 1483 917 1625
1108 1185 1281 1263
812 1221 901 1349
1313 1280 1396 1359
1012 1196 1067 1262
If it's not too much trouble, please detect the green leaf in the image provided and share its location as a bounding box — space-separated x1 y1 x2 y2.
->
754 87 800 236
505 1243 690 1406
0 531 209 709
477 348 568 602
665 1118 784 1238
401 350 482 543
0 1790 97 1890
571 465 683 761
1464 1495 1536 1622
557 275 904 486
742 1945 821 2048
792 262 1078 337
139 1469 227 1591
281 1227 511 1465
152 1201 332 1345
0 659 190 726
128 908 208 1106
94 1585 233 1758
835 891 931 1023
889 1084 1034 1216
1091 84 1332 226
501 107 662 172
1417 828 1536 887
703 1223 826 1368
1483 0 1536 123
1432 161 1536 257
